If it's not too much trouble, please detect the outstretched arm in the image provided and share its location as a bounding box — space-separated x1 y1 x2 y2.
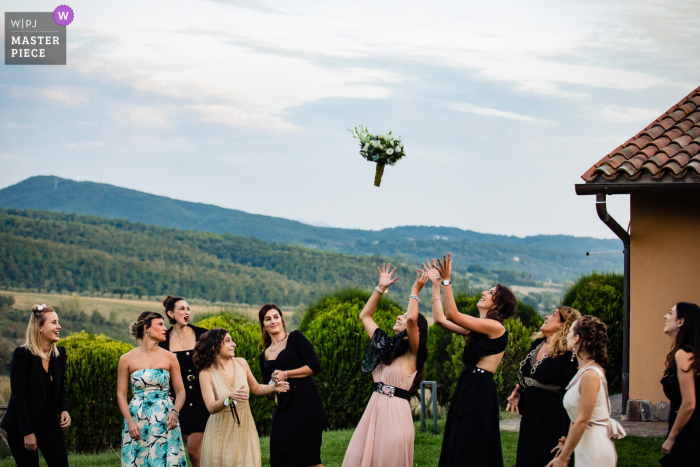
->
437 254 505 338
406 269 428 355
426 259 469 336
360 263 398 338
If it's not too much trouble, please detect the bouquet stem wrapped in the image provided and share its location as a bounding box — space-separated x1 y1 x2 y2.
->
374 163 385 187
350 125 405 187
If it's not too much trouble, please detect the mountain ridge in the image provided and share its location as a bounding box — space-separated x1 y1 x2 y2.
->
0 176 621 254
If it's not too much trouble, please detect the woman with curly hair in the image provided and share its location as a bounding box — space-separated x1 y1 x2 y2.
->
195 328 289 467
117 311 186 467
342 264 430 467
660 302 700 466
506 306 581 467
547 316 625 467
429 255 517 467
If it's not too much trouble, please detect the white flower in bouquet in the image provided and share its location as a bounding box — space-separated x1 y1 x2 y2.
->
349 124 406 187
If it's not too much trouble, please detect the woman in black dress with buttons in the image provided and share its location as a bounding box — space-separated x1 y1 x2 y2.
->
505 306 580 467
427 256 517 467
258 303 324 467
158 296 209 467
660 302 700 466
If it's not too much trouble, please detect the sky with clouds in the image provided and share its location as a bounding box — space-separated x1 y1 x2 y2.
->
1 0 699 238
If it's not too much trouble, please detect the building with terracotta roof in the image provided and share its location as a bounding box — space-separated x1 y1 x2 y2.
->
576 86 700 410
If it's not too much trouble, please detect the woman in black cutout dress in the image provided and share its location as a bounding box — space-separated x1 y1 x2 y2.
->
158 296 209 467
258 304 324 467
426 256 517 467
506 306 580 467
660 302 700 466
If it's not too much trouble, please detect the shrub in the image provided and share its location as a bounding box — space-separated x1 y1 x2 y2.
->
562 272 623 393
193 311 276 435
517 301 543 329
424 324 458 406
299 289 403 429
62 331 133 452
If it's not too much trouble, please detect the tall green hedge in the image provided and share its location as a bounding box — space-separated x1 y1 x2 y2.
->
62 331 133 452
193 311 275 435
299 289 403 429
562 272 623 393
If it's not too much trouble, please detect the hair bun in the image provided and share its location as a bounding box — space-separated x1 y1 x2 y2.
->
162 296 173 307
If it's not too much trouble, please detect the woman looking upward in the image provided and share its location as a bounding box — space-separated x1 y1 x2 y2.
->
195 328 289 467
1 305 71 467
258 304 324 467
158 296 209 467
548 316 622 467
660 302 700 466
118 312 186 467
428 255 517 467
506 306 580 467
342 264 429 467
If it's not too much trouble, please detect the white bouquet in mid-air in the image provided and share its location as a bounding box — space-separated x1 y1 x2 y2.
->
350 125 406 187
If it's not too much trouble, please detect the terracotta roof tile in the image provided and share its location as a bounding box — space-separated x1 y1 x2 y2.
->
583 86 700 183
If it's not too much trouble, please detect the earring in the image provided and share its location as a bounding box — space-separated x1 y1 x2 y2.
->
147 331 150 337
571 352 576 362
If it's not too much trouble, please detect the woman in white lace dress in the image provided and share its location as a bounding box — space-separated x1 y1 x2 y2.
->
547 315 624 467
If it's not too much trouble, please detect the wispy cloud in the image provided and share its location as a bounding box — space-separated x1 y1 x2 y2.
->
599 106 662 123
448 102 549 123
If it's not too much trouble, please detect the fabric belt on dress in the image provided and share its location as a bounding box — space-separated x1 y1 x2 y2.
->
374 382 409 400
521 377 564 394
132 389 169 400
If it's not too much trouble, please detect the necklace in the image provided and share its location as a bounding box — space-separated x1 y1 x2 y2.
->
269 334 288 353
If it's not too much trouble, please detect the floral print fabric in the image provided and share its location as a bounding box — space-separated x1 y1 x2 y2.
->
122 369 186 467
360 328 407 376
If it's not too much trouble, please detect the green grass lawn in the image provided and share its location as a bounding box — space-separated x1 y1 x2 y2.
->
0 423 665 467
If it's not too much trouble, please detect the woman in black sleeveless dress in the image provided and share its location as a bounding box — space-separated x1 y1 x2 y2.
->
427 256 517 467
660 302 700 466
158 296 209 467
258 304 324 467
505 306 580 467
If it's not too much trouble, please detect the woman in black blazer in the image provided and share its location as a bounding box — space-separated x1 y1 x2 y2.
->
1 305 71 467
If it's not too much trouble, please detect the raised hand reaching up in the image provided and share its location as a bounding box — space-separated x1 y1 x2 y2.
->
377 263 398 292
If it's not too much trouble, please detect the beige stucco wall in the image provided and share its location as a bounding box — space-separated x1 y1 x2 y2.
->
630 192 700 403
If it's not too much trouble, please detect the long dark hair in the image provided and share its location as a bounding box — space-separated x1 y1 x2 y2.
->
466 284 517 345
665 302 700 378
193 328 229 373
258 304 287 349
381 314 429 389
487 284 517 322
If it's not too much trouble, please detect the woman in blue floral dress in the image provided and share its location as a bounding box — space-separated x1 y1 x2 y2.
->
117 312 187 467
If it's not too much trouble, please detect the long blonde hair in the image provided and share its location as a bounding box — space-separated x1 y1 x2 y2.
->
24 304 60 359
532 306 581 358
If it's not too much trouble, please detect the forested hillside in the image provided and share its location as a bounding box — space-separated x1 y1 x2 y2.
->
0 177 623 263
0 209 415 304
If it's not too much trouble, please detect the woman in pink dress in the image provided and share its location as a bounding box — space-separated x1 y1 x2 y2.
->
342 264 429 467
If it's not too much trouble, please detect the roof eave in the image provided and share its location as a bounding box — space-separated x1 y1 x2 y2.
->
575 183 700 196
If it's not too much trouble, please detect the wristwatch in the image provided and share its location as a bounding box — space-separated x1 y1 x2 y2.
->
442 280 451 286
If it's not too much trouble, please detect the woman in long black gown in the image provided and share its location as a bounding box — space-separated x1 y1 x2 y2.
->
506 306 580 467
660 302 700 466
428 256 517 467
258 303 324 467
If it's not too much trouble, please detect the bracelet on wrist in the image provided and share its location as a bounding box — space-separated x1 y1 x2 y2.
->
375 286 385 295
409 295 420 302
284 370 288 380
